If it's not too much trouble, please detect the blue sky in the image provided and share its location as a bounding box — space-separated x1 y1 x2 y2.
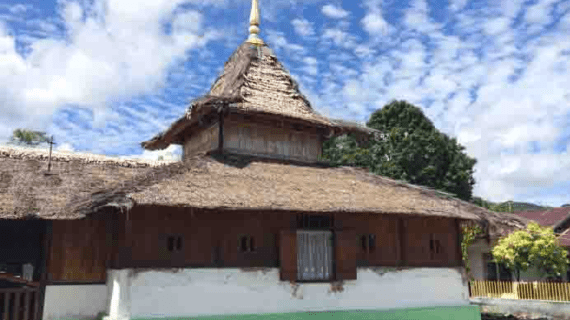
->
0 0 569 206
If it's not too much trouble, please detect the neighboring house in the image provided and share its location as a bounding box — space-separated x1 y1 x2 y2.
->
468 207 570 283
0 2 530 320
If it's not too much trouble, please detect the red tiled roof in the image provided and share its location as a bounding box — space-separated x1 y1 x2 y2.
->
516 207 570 227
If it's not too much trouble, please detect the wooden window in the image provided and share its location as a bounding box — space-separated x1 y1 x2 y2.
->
484 253 512 281
429 234 442 256
297 231 333 281
297 214 332 229
359 234 376 253
238 235 255 252
167 235 183 253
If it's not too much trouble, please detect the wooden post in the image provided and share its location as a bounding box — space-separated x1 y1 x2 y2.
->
218 111 224 153
398 218 407 266
46 136 55 172
36 220 52 320
3 292 10 320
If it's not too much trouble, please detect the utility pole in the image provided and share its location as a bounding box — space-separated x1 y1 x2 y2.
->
47 135 55 172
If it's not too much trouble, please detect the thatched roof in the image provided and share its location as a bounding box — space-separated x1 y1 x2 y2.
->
63 152 529 235
0 146 172 219
141 42 376 151
0 145 530 236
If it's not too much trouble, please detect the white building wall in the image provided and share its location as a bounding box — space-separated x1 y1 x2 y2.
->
467 239 568 282
107 267 469 319
42 285 107 320
467 239 489 280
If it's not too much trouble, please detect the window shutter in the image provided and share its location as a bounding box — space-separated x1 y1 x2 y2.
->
335 229 357 281
279 230 297 281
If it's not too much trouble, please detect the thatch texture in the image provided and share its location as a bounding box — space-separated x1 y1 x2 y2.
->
142 42 374 151
66 153 530 235
0 146 172 219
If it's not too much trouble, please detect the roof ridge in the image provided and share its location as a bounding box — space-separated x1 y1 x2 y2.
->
0 145 174 168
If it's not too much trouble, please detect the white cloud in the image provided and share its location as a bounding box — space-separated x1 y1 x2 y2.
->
448 0 469 12
0 0 220 141
56 142 75 152
125 144 182 161
404 0 441 33
266 30 306 55
361 11 390 36
291 19 315 37
302 57 318 76
321 4 349 19
482 17 511 36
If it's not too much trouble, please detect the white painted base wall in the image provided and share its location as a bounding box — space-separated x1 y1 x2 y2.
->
42 284 107 320
106 267 469 319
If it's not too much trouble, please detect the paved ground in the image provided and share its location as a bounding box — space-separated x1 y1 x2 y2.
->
482 312 560 320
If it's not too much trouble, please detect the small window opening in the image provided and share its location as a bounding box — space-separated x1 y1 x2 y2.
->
238 235 256 252
359 234 376 252
429 235 442 255
368 234 376 252
360 235 368 251
167 235 183 253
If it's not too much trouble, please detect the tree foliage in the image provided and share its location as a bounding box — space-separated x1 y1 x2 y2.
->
10 129 49 146
322 100 477 201
461 224 484 279
492 222 569 281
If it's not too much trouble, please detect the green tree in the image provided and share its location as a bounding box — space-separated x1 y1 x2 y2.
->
323 100 477 201
492 222 569 281
10 129 49 145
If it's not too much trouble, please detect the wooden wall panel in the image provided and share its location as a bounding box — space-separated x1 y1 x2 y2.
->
183 123 219 159
279 230 297 281
368 215 399 265
335 229 357 280
405 218 431 265
48 220 107 282
223 116 322 162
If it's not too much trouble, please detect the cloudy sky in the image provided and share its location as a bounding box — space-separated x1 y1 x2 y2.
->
1 0 569 206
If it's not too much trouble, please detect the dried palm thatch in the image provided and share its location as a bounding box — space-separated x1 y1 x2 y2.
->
0 146 172 219
65 152 530 236
141 42 375 151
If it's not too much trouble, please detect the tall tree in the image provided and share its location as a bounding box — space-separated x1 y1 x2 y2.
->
323 100 477 201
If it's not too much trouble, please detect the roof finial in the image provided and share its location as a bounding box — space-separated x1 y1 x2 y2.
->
247 0 264 46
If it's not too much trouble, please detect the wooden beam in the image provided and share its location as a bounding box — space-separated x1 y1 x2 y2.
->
36 220 52 320
398 218 407 267
218 112 225 152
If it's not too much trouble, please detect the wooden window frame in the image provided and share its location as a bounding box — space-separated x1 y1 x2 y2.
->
237 235 256 253
167 235 183 253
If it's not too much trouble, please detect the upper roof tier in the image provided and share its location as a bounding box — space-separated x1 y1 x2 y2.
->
141 42 377 150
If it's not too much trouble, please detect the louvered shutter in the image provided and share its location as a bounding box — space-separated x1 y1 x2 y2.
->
335 229 357 281
279 230 297 281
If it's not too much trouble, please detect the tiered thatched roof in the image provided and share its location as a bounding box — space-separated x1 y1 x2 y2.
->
0 146 172 219
141 42 377 151
0 145 529 236
63 152 527 235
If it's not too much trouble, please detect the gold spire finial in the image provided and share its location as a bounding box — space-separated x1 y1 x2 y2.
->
247 0 264 46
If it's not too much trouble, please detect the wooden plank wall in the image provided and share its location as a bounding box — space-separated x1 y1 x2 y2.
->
127 207 292 268
183 122 219 159
48 220 107 282
223 116 322 162
124 207 462 271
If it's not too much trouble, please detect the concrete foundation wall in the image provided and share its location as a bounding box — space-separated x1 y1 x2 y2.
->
107 267 469 319
42 284 107 320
